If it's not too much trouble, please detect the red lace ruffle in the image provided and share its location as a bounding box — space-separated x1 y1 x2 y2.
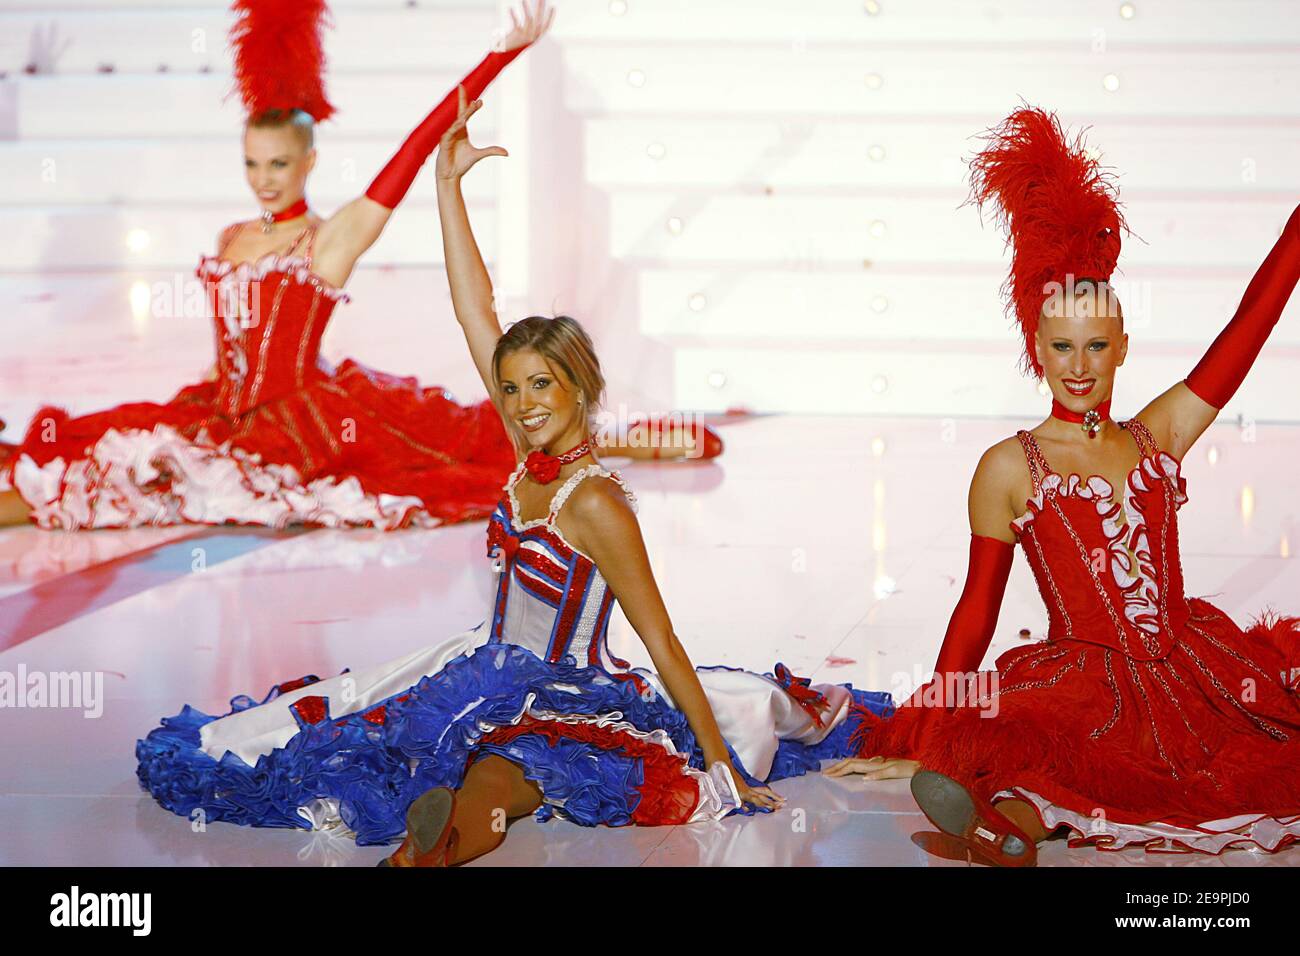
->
852 600 1300 841
478 714 702 826
10 358 517 529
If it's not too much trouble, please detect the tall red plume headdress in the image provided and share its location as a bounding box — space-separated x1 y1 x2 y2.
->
228 0 337 123
966 105 1127 378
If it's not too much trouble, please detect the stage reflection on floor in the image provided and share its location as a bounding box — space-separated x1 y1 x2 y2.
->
2 414 1297 866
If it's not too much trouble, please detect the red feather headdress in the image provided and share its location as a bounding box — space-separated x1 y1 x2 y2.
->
228 0 337 123
966 106 1126 378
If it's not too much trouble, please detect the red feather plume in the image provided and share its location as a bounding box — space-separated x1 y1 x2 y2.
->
228 0 337 123
966 106 1126 378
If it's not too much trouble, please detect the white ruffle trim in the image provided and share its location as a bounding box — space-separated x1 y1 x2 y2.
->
996 786 1300 855
1010 452 1187 648
196 253 351 303
11 423 438 531
293 691 742 837
1011 450 1186 536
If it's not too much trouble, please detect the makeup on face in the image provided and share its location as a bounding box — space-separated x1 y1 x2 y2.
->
244 129 311 212
497 351 584 451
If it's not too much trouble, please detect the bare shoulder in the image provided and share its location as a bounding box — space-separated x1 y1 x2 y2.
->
969 435 1027 542
973 435 1027 487
559 472 640 558
215 221 246 253
566 474 636 527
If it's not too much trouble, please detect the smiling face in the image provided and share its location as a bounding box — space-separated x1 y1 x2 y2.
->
243 122 315 215
496 348 587 452
1034 281 1129 413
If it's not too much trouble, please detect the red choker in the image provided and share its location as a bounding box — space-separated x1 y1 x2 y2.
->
524 438 591 484
260 197 309 232
1051 397 1112 438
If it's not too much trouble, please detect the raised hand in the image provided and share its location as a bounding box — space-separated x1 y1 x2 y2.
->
499 0 556 52
436 86 508 182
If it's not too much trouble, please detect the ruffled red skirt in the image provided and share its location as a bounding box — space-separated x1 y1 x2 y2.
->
852 599 1300 853
7 359 517 530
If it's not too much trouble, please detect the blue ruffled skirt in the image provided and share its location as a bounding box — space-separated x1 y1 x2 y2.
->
136 642 893 846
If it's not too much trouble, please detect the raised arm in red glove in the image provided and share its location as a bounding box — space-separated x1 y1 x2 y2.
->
1185 203 1300 409
365 45 529 209
309 2 552 290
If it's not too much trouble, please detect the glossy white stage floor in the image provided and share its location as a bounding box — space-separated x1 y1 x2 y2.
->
2 413 1298 867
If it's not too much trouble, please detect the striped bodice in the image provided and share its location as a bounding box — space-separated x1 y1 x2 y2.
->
485 463 640 679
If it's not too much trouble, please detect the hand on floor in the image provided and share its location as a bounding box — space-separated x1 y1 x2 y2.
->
824 756 921 780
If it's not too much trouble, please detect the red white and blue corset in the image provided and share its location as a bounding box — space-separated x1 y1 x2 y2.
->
486 463 645 690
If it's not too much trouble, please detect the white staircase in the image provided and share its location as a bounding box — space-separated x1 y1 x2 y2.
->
2 0 1299 424
530 0 1300 420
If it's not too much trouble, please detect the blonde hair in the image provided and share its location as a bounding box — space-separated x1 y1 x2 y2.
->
492 315 605 451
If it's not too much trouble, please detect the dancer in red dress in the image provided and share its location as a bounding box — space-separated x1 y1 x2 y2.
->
828 107 1300 864
0 0 717 532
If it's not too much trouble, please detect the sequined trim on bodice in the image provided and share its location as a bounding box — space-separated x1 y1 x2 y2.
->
485 462 641 682
197 223 350 417
1010 419 1192 661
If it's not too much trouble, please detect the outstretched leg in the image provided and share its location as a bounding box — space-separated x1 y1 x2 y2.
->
384 755 544 867
445 754 544 864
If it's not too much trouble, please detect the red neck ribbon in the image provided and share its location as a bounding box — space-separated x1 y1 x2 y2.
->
1051 397 1112 438
524 438 591 484
261 197 309 225
1050 397 1112 423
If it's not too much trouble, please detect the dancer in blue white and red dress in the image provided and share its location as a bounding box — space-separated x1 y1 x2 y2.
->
0 0 718 533
134 85 894 865
828 107 1300 865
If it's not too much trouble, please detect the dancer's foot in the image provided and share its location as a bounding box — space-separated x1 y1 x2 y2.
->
993 797 1050 843
379 787 459 867
910 770 1037 867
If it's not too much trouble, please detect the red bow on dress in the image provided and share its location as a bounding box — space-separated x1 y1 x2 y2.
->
524 450 564 484
772 662 830 729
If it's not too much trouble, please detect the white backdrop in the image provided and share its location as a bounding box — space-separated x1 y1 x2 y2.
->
2 0 1298 426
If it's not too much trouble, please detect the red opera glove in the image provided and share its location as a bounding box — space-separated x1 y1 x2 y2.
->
1185 203 1300 409
364 45 530 209
849 533 1012 759
930 533 1015 681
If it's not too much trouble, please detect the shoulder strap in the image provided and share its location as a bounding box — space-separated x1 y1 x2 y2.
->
1014 430 1048 494
504 459 528 494
303 223 318 266
547 465 637 524
283 225 313 260
216 221 246 256
1123 418 1159 458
